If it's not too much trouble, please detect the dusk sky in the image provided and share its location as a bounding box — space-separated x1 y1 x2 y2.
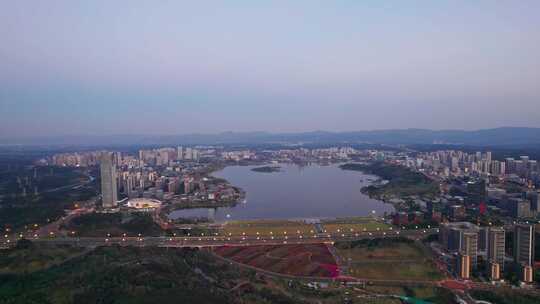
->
1 1 539 137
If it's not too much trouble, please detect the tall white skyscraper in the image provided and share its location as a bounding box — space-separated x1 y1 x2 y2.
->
100 152 118 208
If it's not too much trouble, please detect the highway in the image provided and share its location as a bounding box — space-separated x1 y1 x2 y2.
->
13 228 439 248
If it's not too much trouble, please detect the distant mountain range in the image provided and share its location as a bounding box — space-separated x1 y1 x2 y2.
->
2 127 540 147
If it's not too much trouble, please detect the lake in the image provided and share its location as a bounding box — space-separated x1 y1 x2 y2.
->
169 163 394 222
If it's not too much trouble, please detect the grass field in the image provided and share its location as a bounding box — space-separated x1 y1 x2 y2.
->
221 220 316 236
322 223 390 234
335 238 443 281
214 244 339 277
220 217 389 237
321 217 391 234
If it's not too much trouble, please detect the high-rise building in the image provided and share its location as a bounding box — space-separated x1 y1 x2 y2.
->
451 157 459 170
508 198 532 218
177 146 184 160
489 262 500 281
525 191 540 213
478 227 488 252
522 265 534 283
184 147 193 160
457 254 471 280
183 176 194 194
156 151 169 166
440 222 479 268
462 232 478 268
100 153 118 208
125 173 137 198
514 224 534 266
487 227 505 271
475 151 482 162
114 151 122 166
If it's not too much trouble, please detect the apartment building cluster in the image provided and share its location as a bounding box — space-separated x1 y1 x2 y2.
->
139 146 201 166
439 222 535 283
49 151 105 167
220 147 360 162
265 147 359 162
45 146 206 169
51 146 232 211
486 185 540 219
406 150 539 182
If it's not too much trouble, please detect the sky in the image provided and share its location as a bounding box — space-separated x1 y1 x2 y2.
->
1 1 539 137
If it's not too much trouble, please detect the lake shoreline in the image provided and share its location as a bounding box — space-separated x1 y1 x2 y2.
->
169 163 394 222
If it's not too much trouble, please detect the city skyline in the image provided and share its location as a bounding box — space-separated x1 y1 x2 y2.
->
1 1 540 137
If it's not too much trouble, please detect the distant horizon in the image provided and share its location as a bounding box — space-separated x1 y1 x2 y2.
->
2 126 540 147
2 125 540 139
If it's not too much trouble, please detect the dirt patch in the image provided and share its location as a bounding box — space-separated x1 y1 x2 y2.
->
214 244 339 278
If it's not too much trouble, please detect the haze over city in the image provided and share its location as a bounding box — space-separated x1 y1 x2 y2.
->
1 1 540 137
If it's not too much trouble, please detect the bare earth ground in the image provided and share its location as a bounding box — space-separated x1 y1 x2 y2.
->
214 243 339 278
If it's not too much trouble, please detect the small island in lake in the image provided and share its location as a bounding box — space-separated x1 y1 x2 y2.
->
251 166 281 173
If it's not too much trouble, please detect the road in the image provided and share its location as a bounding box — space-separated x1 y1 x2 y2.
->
10 228 438 248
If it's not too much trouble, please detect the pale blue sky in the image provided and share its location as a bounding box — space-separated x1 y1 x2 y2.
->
1 1 539 136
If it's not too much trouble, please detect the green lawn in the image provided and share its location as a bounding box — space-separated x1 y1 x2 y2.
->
335 238 443 281
221 220 316 236
322 217 390 233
